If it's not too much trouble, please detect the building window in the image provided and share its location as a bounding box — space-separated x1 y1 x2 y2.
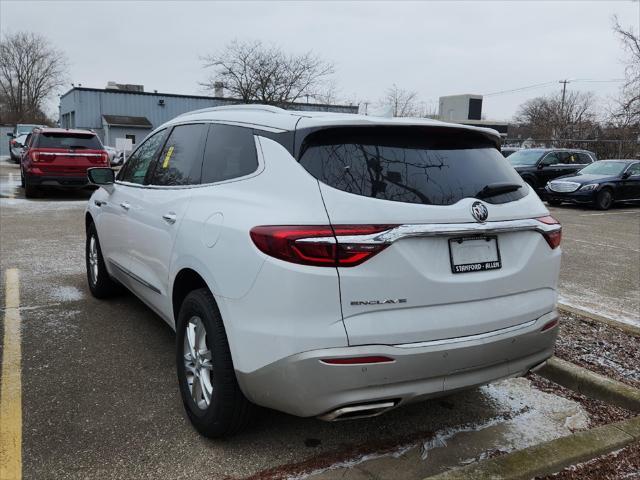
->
125 134 136 144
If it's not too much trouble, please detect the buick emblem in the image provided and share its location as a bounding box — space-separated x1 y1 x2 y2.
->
471 201 488 223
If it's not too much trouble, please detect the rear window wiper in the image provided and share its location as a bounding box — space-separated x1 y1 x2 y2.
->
475 182 522 199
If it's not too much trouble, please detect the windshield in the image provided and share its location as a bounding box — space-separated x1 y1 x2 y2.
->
507 150 543 166
299 127 526 205
35 132 102 149
579 161 627 176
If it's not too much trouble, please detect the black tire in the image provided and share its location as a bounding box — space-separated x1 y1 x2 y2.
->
522 176 537 190
86 222 121 298
595 189 613 210
547 199 562 206
176 288 254 438
24 177 39 198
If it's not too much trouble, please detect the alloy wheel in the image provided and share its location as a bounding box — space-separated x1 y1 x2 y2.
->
183 316 214 410
88 236 99 285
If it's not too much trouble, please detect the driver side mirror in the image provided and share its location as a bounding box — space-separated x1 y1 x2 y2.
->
537 162 545 170
88 167 115 187
622 170 632 179
7 132 14 138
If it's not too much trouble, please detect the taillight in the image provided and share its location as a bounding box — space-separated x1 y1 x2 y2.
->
31 151 41 162
536 215 562 249
541 318 559 332
249 225 397 267
10 139 16 146
100 152 109 164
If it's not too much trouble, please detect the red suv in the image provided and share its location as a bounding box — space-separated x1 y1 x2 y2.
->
21 128 109 198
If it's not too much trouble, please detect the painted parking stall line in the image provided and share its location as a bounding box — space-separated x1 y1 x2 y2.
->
1 268 21 480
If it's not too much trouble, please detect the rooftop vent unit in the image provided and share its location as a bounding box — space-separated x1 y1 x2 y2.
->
105 81 144 92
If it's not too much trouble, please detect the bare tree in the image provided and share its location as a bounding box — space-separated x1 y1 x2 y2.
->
201 40 335 106
515 90 597 139
0 31 67 123
611 15 640 125
379 84 420 117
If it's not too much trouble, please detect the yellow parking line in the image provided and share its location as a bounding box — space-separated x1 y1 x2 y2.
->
1 269 21 480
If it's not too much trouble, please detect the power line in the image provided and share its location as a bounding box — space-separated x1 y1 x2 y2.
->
484 78 625 97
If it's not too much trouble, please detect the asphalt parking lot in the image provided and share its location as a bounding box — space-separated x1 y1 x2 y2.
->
0 156 638 479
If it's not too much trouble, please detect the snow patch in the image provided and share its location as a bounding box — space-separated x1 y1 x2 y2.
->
558 297 639 329
49 286 84 302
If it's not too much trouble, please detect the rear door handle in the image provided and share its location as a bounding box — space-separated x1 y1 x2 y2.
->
162 212 177 224
120 202 130 211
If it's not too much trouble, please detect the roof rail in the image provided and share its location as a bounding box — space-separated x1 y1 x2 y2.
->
178 104 288 117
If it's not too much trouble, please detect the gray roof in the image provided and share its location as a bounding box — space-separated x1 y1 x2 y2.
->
102 115 153 128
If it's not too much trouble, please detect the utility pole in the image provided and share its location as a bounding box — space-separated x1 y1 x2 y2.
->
558 79 571 141
559 79 570 112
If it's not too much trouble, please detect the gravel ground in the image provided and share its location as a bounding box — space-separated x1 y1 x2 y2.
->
528 375 635 427
555 311 640 388
530 311 640 480
536 441 640 480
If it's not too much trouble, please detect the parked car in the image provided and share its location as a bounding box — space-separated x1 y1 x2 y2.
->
85 105 562 438
21 128 109 198
7 124 44 159
104 145 117 164
545 159 640 210
9 133 28 162
507 148 597 190
501 146 521 157
110 150 126 167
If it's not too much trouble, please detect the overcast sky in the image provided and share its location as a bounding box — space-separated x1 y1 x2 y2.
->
2 0 639 120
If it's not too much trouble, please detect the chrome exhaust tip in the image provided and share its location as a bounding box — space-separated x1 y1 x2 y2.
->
318 401 397 422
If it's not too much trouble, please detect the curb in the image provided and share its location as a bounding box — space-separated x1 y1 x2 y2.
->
424 416 640 480
538 357 640 412
558 303 640 337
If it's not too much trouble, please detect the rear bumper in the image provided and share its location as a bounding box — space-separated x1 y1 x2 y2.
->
236 310 559 418
26 174 89 187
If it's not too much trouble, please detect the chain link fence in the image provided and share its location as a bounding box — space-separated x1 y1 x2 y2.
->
503 138 639 159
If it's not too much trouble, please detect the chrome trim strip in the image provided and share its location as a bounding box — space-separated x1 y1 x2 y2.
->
395 318 542 348
38 152 103 157
109 260 161 294
296 218 560 245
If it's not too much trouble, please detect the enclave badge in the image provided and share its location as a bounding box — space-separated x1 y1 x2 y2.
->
471 201 488 223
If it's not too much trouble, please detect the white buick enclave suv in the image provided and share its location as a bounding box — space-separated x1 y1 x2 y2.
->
85 105 562 438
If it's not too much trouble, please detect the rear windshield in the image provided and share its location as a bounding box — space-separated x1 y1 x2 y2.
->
35 132 102 149
299 127 526 205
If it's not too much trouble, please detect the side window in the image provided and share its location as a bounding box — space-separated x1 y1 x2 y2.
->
542 153 560 166
627 163 640 176
201 125 258 184
118 130 166 184
148 124 207 186
577 153 592 164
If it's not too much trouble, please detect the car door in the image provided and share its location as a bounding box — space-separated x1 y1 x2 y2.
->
576 152 594 172
564 152 584 176
537 152 563 184
100 129 168 285
125 123 207 320
621 162 640 200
